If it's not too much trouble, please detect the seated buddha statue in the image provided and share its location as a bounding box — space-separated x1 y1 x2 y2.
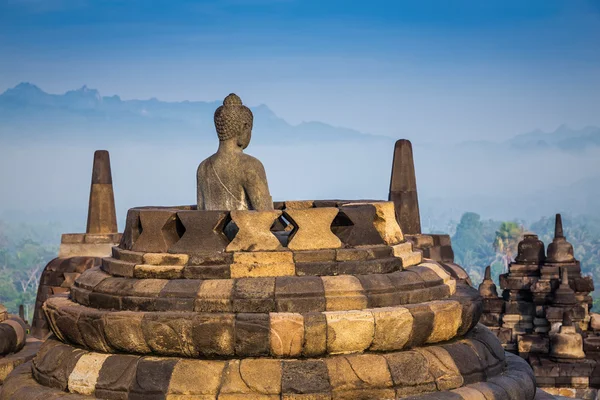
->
197 93 274 211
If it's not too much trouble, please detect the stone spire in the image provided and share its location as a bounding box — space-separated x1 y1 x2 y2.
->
550 310 585 360
547 213 575 263
86 150 118 234
553 267 577 306
555 213 564 238
389 139 421 234
479 266 499 298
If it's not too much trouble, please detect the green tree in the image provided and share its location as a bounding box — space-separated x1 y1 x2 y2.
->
493 221 524 273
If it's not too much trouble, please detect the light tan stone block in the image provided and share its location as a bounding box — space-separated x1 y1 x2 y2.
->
167 359 226 395
372 202 404 245
270 313 304 357
285 200 315 210
231 263 294 278
68 353 111 395
392 243 423 268
134 264 184 279
370 306 413 351
451 387 486 399
420 262 452 282
326 354 393 391
220 359 282 396
426 301 462 343
143 252 189 266
325 310 374 354
321 276 367 311
285 208 342 251
226 210 282 252
195 279 233 312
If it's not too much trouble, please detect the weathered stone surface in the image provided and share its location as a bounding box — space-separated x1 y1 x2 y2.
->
285 208 342 250
226 210 282 251
270 313 304 357
325 310 374 354
195 279 233 312
169 210 230 254
275 276 326 313
427 301 462 343
233 277 276 313
134 264 184 279
74 267 110 291
282 360 331 395
68 353 111 395
102 257 136 278
141 314 195 356
167 359 226 396
404 303 435 348
142 253 189 266
326 353 393 393
303 312 327 357
385 350 435 396
128 357 178 399
95 354 139 399
391 242 422 267
86 150 118 235
159 279 202 298
357 274 398 308
371 306 413 351
334 204 384 246
372 201 404 245
103 311 150 353
132 210 181 253
230 251 295 278
192 313 235 356
220 359 282 397
293 250 336 263
389 139 421 235
322 276 367 311
197 94 274 212
235 313 270 356
417 346 463 391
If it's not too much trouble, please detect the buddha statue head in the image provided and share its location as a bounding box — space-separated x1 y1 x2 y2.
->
214 93 253 150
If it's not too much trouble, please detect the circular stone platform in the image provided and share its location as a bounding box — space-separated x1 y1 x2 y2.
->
2 201 539 399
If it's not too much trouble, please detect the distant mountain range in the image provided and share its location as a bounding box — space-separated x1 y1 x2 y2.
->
0 83 386 144
462 125 600 152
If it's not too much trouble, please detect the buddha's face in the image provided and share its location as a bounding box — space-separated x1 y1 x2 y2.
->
237 122 252 149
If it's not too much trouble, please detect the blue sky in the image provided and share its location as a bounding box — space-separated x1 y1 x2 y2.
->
1 0 599 141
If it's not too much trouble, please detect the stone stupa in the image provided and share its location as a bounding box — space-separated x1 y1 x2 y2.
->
2 94 539 399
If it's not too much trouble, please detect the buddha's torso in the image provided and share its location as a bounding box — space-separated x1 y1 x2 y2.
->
197 153 252 211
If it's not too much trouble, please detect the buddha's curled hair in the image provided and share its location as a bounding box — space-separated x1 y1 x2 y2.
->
214 93 254 141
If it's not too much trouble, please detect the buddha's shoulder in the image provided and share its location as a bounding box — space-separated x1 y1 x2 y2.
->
240 153 266 169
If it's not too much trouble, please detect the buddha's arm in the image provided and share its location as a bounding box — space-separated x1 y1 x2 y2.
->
196 164 205 210
245 161 274 211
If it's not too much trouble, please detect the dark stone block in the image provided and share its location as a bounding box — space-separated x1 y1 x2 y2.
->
159 279 202 298
32 342 85 391
235 313 270 356
183 264 231 279
275 276 326 313
443 342 486 384
119 209 141 250
132 210 181 253
385 351 435 388
89 292 122 310
404 303 435 348
303 312 327 357
333 204 384 246
233 277 275 313
54 307 85 346
121 296 158 311
282 360 331 394
95 354 140 400
128 357 178 400
152 297 195 312
192 313 235 356
94 277 136 296
366 245 394 259
295 261 337 276
0 324 18 355
357 274 399 308
188 251 233 266
169 211 230 254
388 270 425 291
141 313 195 356
77 308 112 352
293 250 336 263
409 266 443 287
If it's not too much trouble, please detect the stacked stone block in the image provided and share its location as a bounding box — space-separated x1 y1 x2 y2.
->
3 200 538 399
479 215 597 398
